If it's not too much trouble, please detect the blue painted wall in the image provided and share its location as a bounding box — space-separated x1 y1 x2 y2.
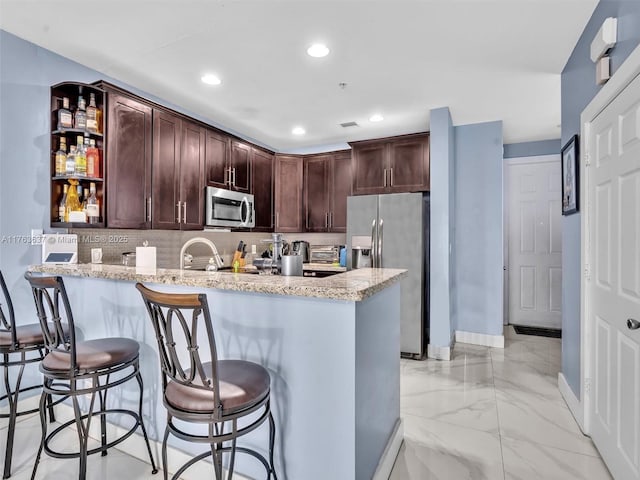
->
561 0 640 397
503 139 561 159
454 121 504 336
428 107 456 348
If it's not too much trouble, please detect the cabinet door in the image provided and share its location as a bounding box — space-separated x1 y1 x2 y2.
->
304 155 330 232
230 141 251 193
180 120 205 230
330 152 352 233
105 92 152 229
205 129 229 188
388 134 430 192
351 142 387 195
274 155 303 232
251 148 274 232
152 109 181 230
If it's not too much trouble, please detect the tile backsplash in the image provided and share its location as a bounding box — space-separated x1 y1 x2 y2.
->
70 229 346 269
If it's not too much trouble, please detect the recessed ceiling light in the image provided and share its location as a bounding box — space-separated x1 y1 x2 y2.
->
292 126 306 135
307 43 330 58
369 114 384 122
201 74 221 85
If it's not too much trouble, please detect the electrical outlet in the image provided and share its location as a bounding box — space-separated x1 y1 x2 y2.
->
31 229 43 245
251 244 257 254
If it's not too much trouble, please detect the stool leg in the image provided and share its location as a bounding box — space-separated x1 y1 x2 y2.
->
46 393 56 423
135 371 157 474
226 419 237 480
210 442 223 480
162 424 170 480
99 375 108 457
30 389 49 480
2 356 17 480
269 410 278 480
71 383 89 480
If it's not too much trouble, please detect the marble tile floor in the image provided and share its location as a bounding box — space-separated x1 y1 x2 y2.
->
390 326 613 480
1 326 612 479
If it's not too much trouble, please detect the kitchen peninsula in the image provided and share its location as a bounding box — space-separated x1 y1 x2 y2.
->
28 264 406 480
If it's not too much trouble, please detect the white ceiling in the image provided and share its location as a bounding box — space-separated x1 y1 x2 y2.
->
0 0 598 152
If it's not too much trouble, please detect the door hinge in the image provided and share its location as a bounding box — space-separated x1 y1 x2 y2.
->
584 263 591 280
584 377 591 394
584 153 591 167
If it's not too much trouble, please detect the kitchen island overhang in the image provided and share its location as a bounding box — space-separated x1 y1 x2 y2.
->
27 264 406 480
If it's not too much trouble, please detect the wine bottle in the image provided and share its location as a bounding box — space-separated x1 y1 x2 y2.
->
86 182 99 224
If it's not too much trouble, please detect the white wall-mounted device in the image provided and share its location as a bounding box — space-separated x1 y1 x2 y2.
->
590 17 617 62
41 234 78 264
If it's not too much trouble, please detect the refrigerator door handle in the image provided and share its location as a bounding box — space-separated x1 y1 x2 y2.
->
371 219 377 268
378 218 383 267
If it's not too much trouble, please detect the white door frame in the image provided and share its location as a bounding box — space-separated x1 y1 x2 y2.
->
578 43 640 436
503 155 561 327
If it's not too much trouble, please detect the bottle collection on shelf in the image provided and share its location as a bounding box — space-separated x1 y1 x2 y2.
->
58 180 100 224
53 88 104 225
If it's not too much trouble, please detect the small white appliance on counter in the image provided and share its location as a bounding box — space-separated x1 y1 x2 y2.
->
41 233 78 264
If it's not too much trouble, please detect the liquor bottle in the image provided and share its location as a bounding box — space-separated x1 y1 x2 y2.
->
86 93 99 133
86 139 100 178
77 184 84 207
65 179 82 221
75 135 87 175
58 184 68 222
57 97 73 131
74 95 87 130
66 145 77 175
55 137 67 176
86 183 100 224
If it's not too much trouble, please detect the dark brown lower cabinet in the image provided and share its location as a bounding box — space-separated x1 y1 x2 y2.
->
274 155 303 232
105 91 152 229
251 148 274 232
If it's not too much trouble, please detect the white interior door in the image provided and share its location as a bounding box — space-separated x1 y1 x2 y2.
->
506 158 562 328
588 72 640 480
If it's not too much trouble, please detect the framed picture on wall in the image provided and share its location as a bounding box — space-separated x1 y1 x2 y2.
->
561 135 579 215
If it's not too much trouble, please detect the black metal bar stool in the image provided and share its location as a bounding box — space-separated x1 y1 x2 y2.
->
0 270 64 479
25 273 158 479
136 283 277 480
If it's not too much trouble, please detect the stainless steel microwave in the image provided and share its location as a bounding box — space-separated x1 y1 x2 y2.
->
205 187 255 228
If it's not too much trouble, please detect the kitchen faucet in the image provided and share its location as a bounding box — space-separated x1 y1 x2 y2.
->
179 237 224 270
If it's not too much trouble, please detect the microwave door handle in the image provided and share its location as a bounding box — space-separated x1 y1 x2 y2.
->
240 196 250 226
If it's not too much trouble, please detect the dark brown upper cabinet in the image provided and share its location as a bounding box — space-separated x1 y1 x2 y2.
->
229 141 251 193
350 133 429 195
103 89 152 229
274 155 303 233
251 147 274 232
204 129 229 187
303 151 352 233
152 110 204 230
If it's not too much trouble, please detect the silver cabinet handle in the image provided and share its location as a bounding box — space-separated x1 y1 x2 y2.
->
325 212 329 228
378 218 383 267
146 198 151 222
276 212 279 228
390 168 394 186
176 201 182 223
224 167 229 186
183 202 187 224
329 212 333 229
383 169 387 187
234 168 237 187
628 318 640 330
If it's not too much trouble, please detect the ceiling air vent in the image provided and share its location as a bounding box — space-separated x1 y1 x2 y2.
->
340 121 359 128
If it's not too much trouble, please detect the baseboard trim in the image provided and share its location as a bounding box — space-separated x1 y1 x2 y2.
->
53 402 251 480
455 330 504 348
558 372 585 434
372 418 403 480
427 344 452 360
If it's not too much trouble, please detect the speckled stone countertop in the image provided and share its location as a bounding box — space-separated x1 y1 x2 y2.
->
28 264 406 301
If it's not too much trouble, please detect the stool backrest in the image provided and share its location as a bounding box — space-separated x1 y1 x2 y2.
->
136 283 222 414
24 273 77 373
0 270 17 347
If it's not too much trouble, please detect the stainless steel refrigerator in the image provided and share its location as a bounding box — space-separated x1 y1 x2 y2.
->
347 192 429 358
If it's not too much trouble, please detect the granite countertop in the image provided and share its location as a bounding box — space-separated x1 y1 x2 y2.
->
28 264 406 301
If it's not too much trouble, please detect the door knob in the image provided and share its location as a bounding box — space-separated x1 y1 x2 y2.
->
628 318 640 330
